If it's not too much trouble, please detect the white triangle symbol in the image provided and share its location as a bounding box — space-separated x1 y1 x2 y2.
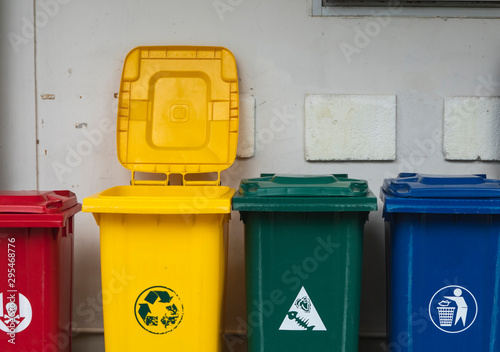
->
279 286 327 331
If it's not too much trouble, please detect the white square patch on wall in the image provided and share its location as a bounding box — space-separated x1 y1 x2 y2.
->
236 94 256 158
305 94 396 161
444 97 500 161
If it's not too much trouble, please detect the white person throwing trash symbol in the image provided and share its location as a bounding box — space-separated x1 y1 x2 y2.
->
444 288 468 326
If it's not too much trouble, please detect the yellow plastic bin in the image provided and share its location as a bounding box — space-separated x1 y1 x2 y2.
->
83 46 239 351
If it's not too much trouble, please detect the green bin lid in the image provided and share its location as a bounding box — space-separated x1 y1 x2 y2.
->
232 174 377 212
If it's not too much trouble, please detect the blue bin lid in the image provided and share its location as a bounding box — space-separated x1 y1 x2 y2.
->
381 173 500 214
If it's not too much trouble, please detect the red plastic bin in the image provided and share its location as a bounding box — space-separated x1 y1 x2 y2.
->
0 191 81 351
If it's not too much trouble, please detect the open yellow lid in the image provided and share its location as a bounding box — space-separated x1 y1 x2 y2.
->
117 46 239 184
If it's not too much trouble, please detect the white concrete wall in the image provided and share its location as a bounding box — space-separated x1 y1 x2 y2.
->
0 1 37 190
2 0 500 350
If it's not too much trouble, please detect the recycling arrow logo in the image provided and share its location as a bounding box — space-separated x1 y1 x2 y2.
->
134 286 184 334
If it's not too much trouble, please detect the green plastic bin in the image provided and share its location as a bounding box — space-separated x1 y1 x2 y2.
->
232 174 377 352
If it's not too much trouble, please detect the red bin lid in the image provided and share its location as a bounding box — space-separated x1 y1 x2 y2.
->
0 191 81 228
0 191 78 214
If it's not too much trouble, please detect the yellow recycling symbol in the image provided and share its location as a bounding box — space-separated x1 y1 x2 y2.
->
134 286 184 334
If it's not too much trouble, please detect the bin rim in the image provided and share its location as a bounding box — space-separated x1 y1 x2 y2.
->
0 203 81 228
83 185 235 215
233 190 378 212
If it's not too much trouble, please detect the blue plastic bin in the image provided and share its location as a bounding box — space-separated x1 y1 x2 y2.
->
381 173 500 352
